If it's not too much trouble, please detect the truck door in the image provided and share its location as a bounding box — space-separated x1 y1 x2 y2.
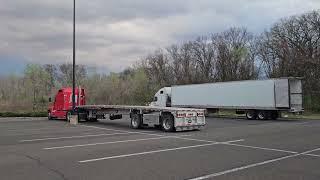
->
157 90 167 107
55 91 64 111
52 90 67 118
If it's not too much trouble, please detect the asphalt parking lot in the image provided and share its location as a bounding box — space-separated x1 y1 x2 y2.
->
0 116 320 180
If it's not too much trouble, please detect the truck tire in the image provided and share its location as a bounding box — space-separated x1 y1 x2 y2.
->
48 111 52 120
161 114 175 132
66 111 72 122
246 111 257 120
131 114 142 129
257 111 267 120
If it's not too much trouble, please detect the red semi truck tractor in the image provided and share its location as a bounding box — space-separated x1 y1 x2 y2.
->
48 87 206 132
48 87 85 120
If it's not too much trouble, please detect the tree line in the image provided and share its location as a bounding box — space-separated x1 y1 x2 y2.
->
0 10 319 112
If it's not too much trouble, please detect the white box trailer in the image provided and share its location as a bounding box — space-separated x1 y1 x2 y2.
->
151 77 303 120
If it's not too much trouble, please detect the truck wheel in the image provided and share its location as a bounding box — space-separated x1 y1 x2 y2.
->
246 111 257 120
48 112 52 120
66 111 72 122
257 111 267 120
161 114 175 132
131 114 142 129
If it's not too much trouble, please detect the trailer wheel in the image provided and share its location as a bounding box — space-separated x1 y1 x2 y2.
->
271 111 279 120
131 114 142 129
161 114 175 132
246 111 257 120
257 111 267 120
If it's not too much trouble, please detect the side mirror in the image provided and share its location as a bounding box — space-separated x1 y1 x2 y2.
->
48 97 52 102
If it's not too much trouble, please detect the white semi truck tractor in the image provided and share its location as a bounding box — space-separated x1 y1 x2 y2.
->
150 77 303 120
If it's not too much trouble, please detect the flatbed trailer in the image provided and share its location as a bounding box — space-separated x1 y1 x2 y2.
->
76 105 206 132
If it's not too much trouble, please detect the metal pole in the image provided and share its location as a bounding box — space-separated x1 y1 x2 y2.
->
72 0 76 114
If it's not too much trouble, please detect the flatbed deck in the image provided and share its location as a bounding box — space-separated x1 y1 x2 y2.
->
77 105 205 112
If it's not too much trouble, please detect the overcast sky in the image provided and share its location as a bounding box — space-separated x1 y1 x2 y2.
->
0 0 319 75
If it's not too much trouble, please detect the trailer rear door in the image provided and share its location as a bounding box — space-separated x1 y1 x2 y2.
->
289 79 303 112
275 79 290 108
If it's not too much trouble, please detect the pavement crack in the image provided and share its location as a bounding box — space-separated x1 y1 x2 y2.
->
15 153 69 180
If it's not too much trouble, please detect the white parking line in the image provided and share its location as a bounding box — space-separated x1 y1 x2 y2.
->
223 142 298 154
172 136 298 154
44 135 192 150
20 132 138 142
304 153 320 158
187 147 320 180
80 125 320 159
173 137 216 143
79 124 166 137
171 136 317 157
79 139 244 163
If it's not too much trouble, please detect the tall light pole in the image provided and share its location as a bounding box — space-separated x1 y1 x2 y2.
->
72 0 76 114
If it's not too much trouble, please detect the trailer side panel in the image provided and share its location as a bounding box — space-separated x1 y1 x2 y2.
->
171 80 276 109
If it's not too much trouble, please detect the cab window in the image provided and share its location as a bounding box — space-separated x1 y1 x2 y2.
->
69 94 78 103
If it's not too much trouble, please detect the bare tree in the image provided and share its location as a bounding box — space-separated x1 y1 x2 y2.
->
57 63 87 86
212 27 258 82
142 49 173 87
257 10 320 111
191 36 215 83
167 42 197 84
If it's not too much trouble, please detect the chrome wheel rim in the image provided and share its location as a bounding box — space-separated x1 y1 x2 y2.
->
258 113 265 119
132 117 138 127
247 112 254 119
163 119 171 130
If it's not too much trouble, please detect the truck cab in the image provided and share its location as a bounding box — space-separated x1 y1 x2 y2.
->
150 87 172 107
48 87 85 120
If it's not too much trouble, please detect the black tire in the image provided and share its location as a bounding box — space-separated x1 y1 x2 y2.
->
161 114 175 132
48 111 52 120
270 111 279 120
246 111 257 120
131 114 142 129
66 111 72 122
257 111 267 120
